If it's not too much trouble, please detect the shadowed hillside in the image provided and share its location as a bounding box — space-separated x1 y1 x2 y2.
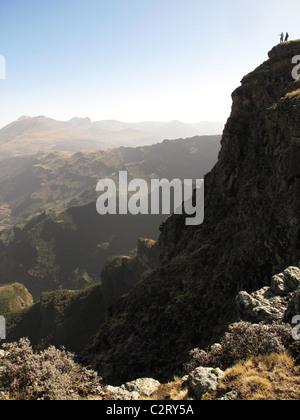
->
7 255 147 354
0 204 163 301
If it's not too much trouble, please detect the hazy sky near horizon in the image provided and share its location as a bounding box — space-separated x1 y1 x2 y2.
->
0 0 299 128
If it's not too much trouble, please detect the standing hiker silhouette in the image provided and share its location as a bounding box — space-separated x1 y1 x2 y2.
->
280 32 284 43
285 32 289 42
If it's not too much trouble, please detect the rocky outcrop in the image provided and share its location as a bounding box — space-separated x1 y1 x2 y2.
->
285 288 300 324
272 267 300 296
105 378 160 400
124 378 161 396
188 367 224 399
83 41 300 385
105 385 140 401
236 266 300 323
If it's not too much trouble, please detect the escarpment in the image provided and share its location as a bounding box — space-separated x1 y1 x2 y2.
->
83 41 300 385
6 254 147 353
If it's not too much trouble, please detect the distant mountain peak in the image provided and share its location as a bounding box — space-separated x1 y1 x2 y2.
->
17 115 32 121
67 117 92 126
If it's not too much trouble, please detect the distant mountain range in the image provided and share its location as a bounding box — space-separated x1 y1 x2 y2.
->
0 116 225 160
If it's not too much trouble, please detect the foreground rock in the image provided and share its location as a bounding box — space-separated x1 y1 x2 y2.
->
105 386 140 401
124 378 161 396
105 378 161 400
188 367 224 399
272 267 300 297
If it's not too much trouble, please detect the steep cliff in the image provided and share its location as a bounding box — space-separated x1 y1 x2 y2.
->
7 255 147 354
83 41 300 384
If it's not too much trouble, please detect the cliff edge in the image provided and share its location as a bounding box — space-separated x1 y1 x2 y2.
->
84 41 300 385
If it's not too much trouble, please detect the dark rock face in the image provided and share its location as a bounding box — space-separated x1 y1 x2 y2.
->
83 41 300 385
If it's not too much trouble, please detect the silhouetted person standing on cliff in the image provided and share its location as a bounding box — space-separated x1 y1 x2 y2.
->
285 32 289 42
280 32 284 43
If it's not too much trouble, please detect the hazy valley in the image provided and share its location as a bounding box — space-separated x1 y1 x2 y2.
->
0 133 221 231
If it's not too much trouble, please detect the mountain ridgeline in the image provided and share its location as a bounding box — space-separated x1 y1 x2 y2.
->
4 41 300 386
0 116 224 161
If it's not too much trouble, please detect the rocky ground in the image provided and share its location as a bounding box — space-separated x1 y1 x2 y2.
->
0 268 299 400
100 266 300 401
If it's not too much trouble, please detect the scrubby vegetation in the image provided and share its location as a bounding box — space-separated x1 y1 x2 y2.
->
0 338 103 400
185 322 294 373
149 321 300 401
1 322 300 400
204 353 300 400
145 353 300 401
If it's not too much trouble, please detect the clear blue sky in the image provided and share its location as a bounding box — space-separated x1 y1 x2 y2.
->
0 0 299 127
